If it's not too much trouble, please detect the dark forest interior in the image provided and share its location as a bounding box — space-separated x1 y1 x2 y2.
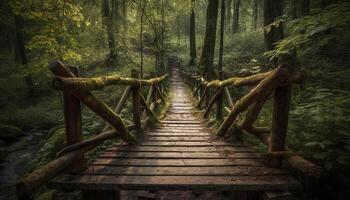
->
0 0 350 200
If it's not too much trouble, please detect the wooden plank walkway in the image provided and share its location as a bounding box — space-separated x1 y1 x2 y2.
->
49 68 300 194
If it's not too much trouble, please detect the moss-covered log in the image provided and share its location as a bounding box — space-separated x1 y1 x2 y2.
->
287 155 321 177
52 73 168 92
16 148 85 200
217 66 291 136
206 70 303 88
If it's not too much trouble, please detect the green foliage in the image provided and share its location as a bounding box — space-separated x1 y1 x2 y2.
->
288 87 350 170
266 2 350 59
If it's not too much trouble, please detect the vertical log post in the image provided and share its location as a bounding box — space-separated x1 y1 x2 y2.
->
131 69 141 130
151 72 158 103
216 70 224 121
63 66 84 173
269 55 295 167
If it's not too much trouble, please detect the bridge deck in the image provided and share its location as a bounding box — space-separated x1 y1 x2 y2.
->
49 68 300 193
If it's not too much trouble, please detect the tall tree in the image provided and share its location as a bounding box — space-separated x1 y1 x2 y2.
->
199 0 219 80
226 0 232 33
232 0 240 33
14 15 34 94
139 0 146 78
122 0 128 31
216 0 225 120
298 0 310 17
252 0 258 29
264 0 284 51
189 0 197 66
102 0 117 61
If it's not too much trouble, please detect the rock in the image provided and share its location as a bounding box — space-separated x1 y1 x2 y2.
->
8 140 28 152
0 147 8 163
47 125 65 138
0 139 6 146
31 132 44 138
0 125 25 142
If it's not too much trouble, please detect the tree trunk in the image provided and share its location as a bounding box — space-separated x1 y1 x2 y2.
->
232 0 240 33
189 0 197 66
14 15 34 94
226 0 232 33
199 0 219 80
140 0 146 78
252 0 258 29
298 0 310 17
122 0 128 31
290 0 298 20
102 0 117 61
263 0 284 51
216 0 225 120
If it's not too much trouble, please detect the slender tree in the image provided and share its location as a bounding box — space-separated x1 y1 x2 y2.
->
216 0 225 120
14 15 34 94
102 0 117 61
299 0 310 17
189 0 197 66
232 0 240 33
264 0 284 51
252 0 258 29
122 0 128 31
139 0 146 78
199 0 219 80
226 0 232 33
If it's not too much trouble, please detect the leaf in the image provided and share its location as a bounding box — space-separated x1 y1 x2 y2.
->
305 142 318 147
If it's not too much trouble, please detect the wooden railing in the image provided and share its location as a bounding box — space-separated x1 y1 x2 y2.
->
180 55 321 177
16 61 169 199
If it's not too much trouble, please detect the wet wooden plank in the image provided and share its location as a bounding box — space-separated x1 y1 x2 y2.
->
98 152 260 159
161 120 202 124
83 166 288 176
138 141 242 147
106 146 254 153
49 175 301 191
143 137 211 141
90 158 264 167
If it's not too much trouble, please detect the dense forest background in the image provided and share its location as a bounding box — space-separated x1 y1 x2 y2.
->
0 0 350 199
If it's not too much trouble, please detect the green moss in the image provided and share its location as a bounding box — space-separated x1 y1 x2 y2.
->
29 128 66 170
0 124 24 141
34 189 54 200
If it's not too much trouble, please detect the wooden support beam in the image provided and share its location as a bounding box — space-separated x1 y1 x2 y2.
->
155 84 166 104
224 87 234 108
196 85 208 108
216 71 224 120
62 66 84 173
82 190 120 200
131 70 141 130
103 86 132 131
139 92 160 123
49 61 136 144
203 88 224 118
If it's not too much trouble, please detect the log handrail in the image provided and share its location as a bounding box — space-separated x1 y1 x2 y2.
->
16 61 169 200
180 55 321 178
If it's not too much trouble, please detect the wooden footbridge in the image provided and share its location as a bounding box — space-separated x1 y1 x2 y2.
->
15 57 320 200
